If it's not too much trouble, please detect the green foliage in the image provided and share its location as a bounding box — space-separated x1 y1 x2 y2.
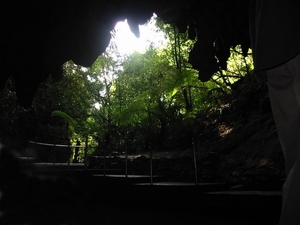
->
0 15 254 156
51 110 76 126
30 61 93 148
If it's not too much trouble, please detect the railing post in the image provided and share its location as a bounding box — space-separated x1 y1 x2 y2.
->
35 138 38 163
53 142 56 171
150 142 153 185
192 138 198 186
125 142 128 178
84 136 88 170
68 143 70 170
103 147 106 177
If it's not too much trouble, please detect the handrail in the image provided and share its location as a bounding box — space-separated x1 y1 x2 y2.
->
29 140 86 148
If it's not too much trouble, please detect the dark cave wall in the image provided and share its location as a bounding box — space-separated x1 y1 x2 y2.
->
1 0 251 107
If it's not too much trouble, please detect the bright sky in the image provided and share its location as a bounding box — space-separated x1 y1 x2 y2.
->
110 14 168 55
93 15 168 110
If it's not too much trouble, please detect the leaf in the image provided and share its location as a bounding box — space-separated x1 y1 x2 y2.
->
51 110 76 126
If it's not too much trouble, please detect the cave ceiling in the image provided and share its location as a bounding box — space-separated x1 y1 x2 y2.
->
1 0 250 107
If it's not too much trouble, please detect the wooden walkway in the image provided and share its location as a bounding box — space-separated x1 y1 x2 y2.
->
4 159 283 225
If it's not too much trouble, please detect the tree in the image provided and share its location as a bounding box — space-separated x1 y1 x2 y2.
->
0 78 31 149
32 61 92 160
